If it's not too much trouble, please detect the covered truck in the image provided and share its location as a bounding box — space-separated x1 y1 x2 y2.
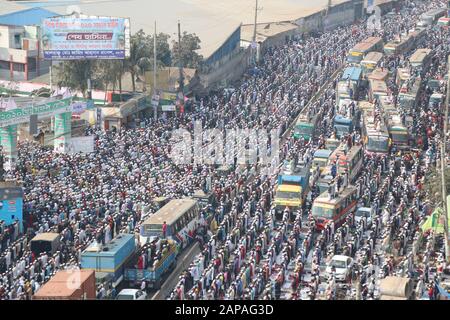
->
379 276 414 300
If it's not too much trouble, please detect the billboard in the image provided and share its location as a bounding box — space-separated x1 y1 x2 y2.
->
42 16 131 60
0 185 23 231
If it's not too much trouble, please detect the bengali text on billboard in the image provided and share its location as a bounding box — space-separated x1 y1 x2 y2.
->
42 16 131 60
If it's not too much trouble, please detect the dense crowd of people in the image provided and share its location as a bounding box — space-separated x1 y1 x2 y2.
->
0 0 448 300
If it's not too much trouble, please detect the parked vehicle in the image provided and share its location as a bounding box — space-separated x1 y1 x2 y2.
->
115 289 147 300
325 255 354 282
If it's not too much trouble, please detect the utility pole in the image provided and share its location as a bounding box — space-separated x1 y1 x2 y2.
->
153 20 157 121
252 0 259 64
442 55 450 264
177 20 184 94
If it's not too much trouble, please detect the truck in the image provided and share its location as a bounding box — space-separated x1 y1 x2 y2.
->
124 239 178 289
274 161 311 215
33 270 96 300
293 113 318 141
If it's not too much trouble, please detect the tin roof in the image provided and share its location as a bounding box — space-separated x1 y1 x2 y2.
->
0 7 58 26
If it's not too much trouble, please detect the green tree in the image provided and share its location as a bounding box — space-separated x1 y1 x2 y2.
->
55 60 94 98
125 29 152 92
424 167 450 205
172 31 203 69
96 60 124 102
150 32 172 68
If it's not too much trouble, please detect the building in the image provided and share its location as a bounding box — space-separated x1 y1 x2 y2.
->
0 7 58 81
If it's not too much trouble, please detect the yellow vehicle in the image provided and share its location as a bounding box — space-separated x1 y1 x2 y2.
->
274 184 302 210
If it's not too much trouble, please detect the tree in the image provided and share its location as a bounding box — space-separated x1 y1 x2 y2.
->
55 60 94 98
424 167 450 205
149 32 172 68
171 31 203 69
124 29 152 92
96 60 124 102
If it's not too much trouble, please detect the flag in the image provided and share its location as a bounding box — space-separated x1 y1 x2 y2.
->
421 208 445 234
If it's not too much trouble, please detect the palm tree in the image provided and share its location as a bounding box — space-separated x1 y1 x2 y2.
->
125 30 152 92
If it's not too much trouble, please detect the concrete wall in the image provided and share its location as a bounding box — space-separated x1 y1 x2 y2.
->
198 47 252 93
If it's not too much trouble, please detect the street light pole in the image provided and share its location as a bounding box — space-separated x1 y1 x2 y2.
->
153 20 157 121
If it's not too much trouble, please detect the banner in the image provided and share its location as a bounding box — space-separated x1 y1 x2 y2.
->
0 98 73 127
67 136 95 154
54 112 72 153
162 105 176 111
42 16 131 60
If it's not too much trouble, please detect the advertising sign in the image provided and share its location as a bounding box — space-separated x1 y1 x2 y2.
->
0 186 23 231
42 16 131 60
0 98 73 128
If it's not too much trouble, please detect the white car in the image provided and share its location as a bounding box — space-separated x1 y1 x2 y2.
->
325 255 354 282
115 289 147 300
355 207 374 228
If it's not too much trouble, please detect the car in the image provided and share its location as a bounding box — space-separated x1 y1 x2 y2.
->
325 255 354 282
355 207 374 228
115 289 147 300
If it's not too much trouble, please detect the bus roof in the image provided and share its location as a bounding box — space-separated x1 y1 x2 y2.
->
410 48 432 64
362 51 383 63
277 184 301 193
351 37 382 53
314 185 357 206
334 114 353 124
341 67 362 81
279 175 303 184
329 143 362 162
370 79 388 93
314 149 333 159
368 68 389 81
142 199 198 226
31 233 60 242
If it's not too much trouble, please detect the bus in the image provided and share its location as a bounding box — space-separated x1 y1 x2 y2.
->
293 113 318 140
347 37 383 64
141 199 200 248
369 79 389 102
341 66 363 89
367 68 389 82
418 8 447 28
409 48 433 73
334 98 360 136
361 52 384 76
398 77 422 110
396 68 411 88
328 142 363 183
312 186 358 230
387 113 409 150
383 33 415 56
437 17 450 28
362 110 390 155
312 149 333 173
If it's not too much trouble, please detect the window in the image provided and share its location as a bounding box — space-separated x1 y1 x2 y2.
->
0 61 9 70
14 34 21 48
13 63 24 72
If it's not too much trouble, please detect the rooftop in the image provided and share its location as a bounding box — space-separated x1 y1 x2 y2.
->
0 7 58 26
240 21 299 44
143 198 198 226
